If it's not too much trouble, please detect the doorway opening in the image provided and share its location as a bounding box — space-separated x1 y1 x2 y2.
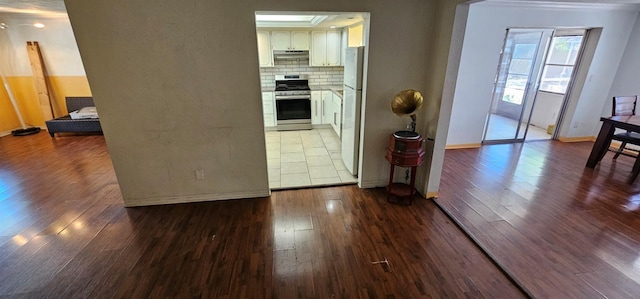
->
254 11 371 190
483 28 587 144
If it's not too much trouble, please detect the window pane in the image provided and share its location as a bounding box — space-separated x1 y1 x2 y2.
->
547 36 583 65
539 65 574 93
513 43 537 59
502 74 528 104
509 59 532 75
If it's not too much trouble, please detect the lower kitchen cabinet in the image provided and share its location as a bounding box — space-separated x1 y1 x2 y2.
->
311 91 322 125
331 92 342 138
262 91 275 127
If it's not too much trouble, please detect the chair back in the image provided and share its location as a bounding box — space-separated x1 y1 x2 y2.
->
613 96 638 116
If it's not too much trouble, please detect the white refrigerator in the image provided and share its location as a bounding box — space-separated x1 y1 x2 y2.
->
342 46 364 176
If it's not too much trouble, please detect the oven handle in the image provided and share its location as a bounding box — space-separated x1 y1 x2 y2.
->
275 95 311 100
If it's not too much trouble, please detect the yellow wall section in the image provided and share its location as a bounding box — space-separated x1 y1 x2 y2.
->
0 76 91 129
348 24 364 47
0 79 21 133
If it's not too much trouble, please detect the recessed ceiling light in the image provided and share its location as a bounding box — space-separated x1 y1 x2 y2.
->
330 25 336 29
33 23 45 29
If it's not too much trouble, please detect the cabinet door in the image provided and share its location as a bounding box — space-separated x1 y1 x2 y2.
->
271 31 291 50
311 91 322 125
262 92 275 127
332 93 342 138
326 31 341 66
257 31 273 67
311 31 327 66
290 31 310 50
321 90 333 124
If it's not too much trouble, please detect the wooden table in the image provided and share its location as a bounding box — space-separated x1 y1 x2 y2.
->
586 116 640 180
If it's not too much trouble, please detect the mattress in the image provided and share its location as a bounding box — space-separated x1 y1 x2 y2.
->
69 106 99 119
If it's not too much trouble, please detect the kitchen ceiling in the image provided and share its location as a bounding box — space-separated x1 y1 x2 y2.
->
255 12 366 29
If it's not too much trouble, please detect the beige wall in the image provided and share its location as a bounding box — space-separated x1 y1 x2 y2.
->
64 0 456 206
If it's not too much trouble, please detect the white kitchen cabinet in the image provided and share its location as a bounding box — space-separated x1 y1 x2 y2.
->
331 91 342 138
321 90 333 124
311 91 322 125
256 31 273 67
310 31 341 66
262 91 275 127
271 31 309 50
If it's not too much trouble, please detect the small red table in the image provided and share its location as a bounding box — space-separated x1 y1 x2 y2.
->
385 131 425 205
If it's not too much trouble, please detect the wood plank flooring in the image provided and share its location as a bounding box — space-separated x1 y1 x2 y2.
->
438 141 640 298
0 133 523 298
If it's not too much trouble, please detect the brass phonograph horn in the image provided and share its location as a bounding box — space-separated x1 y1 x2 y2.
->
391 89 423 135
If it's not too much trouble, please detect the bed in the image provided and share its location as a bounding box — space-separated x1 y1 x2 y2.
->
45 97 103 137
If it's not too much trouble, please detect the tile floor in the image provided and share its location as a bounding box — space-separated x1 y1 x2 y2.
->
265 128 358 189
485 113 552 141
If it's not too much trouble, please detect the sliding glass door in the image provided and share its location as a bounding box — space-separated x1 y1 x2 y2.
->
483 28 553 144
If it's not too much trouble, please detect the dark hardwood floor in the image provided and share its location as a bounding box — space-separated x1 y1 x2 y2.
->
438 141 640 298
0 133 523 298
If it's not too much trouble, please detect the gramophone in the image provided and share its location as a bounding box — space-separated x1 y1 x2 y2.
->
385 89 426 205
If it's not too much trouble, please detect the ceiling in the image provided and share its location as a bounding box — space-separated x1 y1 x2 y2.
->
255 12 366 28
0 0 66 17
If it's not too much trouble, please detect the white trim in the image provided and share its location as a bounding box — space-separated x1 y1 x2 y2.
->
123 190 271 207
478 0 640 11
359 179 388 189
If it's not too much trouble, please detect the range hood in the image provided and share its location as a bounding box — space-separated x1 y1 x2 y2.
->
273 50 309 60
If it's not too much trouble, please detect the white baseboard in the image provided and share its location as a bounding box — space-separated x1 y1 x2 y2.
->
360 179 388 189
123 190 271 207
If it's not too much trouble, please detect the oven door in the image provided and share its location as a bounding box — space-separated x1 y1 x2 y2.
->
275 95 312 125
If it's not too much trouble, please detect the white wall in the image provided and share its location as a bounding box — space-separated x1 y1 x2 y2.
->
530 91 563 128
0 16 84 76
64 0 444 206
605 14 640 119
447 2 639 146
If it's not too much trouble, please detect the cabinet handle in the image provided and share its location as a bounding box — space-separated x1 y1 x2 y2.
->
334 112 337 125
322 101 325 116
315 101 318 116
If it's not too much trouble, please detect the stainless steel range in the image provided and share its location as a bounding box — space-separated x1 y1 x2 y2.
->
274 75 312 131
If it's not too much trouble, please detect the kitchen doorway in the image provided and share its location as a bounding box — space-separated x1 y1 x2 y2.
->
255 11 371 189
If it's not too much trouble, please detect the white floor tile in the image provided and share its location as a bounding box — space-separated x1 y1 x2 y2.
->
281 152 306 162
281 161 308 174
324 142 341 151
311 177 342 185
306 155 334 167
328 150 342 160
268 168 280 182
304 147 329 157
281 173 311 188
266 150 280 159
338 170 357 183
269 181 281 188
302 140 325 149
267 158 281 169
281 143 304 153
309 165 339 179
264 128 356 189
333 159 347 171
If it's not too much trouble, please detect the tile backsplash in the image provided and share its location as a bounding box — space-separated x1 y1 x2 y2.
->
260 59 344 91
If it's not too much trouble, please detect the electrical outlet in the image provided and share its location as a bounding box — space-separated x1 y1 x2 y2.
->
195 169 205 180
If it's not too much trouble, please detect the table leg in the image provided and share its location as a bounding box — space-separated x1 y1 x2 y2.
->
586 122 615 168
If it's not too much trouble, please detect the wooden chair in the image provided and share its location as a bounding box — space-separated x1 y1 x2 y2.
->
611 95 640 160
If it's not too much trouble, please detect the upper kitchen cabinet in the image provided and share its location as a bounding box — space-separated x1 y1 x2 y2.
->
271 31 310 50
257 31 273 67
311 30 341 67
